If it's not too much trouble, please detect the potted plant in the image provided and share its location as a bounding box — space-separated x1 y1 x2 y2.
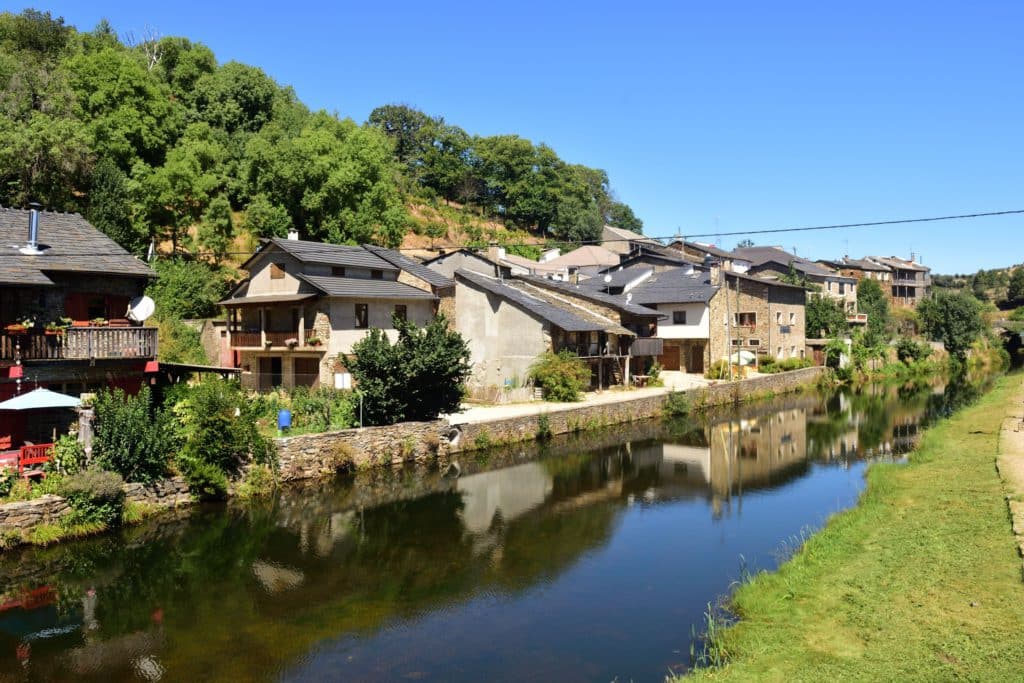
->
4 323 26 334
285 337 299 349
44 322 65 336
90 317 108 327
306 336 322 347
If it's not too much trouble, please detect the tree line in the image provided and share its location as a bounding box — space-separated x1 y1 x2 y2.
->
0 9 641 257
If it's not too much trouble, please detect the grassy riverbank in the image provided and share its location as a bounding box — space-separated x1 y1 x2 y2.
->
684 373 1024 681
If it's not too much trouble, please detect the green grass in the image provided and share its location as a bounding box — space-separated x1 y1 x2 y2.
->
683 374 1024 681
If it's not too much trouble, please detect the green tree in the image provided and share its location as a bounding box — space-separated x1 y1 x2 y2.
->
736 239 754 248
367 103 432 168
146 257 228 319
1007 268 1024 303
192 61 279 134
606 201 643 232
857 278 892 346
917 291 986 359
87 158 146 253
806 294 849 338
348 315 472 425
244 193 292 237
196 194 234 259
92 386 176 483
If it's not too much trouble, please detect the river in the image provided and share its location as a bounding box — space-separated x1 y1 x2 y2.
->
0 376 990 682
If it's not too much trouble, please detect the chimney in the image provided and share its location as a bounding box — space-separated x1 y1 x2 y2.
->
286 228 299 241
487 243 506 261
19 202 43 255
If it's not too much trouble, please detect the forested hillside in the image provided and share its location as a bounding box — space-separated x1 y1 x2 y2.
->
0 8 642 258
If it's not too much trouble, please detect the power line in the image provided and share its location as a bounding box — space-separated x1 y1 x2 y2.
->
24 208 1024 259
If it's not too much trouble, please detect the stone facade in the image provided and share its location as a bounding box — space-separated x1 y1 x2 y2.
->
0 495 70 532
707 274 807 366
122 476 192 507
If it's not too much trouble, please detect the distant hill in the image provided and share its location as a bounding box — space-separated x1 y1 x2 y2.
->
933 264 1023 307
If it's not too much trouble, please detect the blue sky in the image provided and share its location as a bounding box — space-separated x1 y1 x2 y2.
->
14 1 1023 273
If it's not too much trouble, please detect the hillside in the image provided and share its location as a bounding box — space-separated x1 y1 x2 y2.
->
933 264 1024 307
0 8 643 262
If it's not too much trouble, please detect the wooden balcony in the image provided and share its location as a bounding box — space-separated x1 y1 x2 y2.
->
629 337 664 357
230 330 322 349
0 327 158 361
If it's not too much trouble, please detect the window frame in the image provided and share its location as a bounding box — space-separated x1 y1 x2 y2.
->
270 262 286 280
354 303 369 329
672 310 687 325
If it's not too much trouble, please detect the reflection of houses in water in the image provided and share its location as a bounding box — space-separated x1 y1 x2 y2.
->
456 463 554 534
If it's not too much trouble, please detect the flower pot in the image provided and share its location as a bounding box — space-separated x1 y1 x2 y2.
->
4 325 26 334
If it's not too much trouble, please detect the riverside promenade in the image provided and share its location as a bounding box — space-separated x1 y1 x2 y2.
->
998 374 1024 570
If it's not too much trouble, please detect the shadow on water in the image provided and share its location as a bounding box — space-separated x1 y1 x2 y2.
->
0 371 997 682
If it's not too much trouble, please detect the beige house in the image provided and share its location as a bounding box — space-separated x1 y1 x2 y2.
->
734 245 858 314
221 237 453 391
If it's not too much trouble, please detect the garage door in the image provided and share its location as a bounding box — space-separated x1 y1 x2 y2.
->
658 343 680 371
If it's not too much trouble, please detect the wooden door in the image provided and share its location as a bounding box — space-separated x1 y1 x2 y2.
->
658 343 680 371
294 357 320 388
689 344 705 373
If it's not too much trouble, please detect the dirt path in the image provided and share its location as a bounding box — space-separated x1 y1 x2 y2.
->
997 374 1024 570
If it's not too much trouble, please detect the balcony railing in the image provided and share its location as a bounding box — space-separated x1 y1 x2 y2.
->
629 337 664 357
0 327 157 361
230 330 323 349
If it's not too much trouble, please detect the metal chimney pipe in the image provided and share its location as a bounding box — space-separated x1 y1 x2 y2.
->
19 202 44 255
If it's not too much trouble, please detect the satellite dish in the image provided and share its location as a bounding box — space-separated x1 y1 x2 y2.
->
127 296 155 323
603 274 612 283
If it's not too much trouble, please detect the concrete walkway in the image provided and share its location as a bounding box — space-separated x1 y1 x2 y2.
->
446 374 711 425
998 374 1024 568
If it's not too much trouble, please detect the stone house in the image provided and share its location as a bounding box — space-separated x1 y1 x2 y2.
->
734 245 858 314
452 270 664 391
422 249 512 280
866 256 931 308
586 263 807 372
0 205 158 446
601 224 662 257
669 240 752 274
221 236 453 391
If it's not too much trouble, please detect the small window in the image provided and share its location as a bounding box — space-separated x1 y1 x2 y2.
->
394 304 407 323
789 312 796 324
838 282 846 295
775 311 782 324
332 266 347 277
747 339 760 347
371 270 383 280
354 304 369 329
790 346 796 358
672 310 687 325
270 263 286 280
734 312 756 327
777 346 783 358
732 339 743 346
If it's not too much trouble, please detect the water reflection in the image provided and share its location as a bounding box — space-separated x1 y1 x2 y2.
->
0 375 991 682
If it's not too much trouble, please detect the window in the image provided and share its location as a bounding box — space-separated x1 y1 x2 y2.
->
732 339 743 346
777 346 783 358
838 282 846 295
776 311 782 324
790 346 796 358
734 312 756 327
672 310 687 324
332 266 346 277
354 303 369 329
789 312 796 324
270 263 286 280
394 304 407 322
747 339 760 347
371 269 383 280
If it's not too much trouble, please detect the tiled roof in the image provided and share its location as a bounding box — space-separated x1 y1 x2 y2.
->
516 275 664 319
628 268 718 305
263 238 398 271
456 270 627 333
0 206 154 285
297 274 437 299
362 244 454 288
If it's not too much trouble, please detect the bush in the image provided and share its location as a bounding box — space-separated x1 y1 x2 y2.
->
59 469 125 527
536 413 552 440
179 458 228 501
529 350 590 402
0 466 16 498
236 464 278 500
1009 307 1024 322
50 434 86 475
895 337 932 364
705 359 730 380
759 357 813 374
92 386 175 483
290 386 356 432
664 392 690 417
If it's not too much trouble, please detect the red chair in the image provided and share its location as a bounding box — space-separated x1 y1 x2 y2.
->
18 444 53 480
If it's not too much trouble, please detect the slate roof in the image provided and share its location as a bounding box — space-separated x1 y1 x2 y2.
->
297 274 437 299
543 245 620 269
675 240 746 261
734 246 853 281
218 293 318 306
456 270 628 333
581 267 655 292
516 275 664 319
362 244 454 288
255 238 398 271
869 256 930 272
818 257 891 272
627 268 718 305
0 206 154 286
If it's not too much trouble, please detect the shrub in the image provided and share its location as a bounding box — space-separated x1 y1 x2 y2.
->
179 458 228 501
92 386 175 483
236 464 278 500
761 357 814 373
290 386 356 432
536 413 552 440
50 434 86 475
705 360 730 380
664 392 690 417
1010 307 1024 322
473 429 493 450
0 466 15 498
59 469 125 527
529 350 590 402
895 337 932 365
330 442 358 471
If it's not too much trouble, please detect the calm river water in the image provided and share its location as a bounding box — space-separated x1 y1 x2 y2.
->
0 377 988 682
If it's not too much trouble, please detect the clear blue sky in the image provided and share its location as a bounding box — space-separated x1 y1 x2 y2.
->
15 1 1023 274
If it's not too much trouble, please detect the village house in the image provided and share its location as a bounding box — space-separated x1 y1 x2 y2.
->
601 224 662 257
587 263 807 373
450 270 664 393
734 245 859 314
0 205 158 447
220 234 453 392
669 240 752 274
866 255 931 308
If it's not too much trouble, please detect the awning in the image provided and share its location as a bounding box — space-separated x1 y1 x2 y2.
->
0 388 80 410
217 293 318 306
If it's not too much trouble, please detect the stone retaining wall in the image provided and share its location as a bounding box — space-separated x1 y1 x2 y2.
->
123 477 192 508
0 495 70 533
450 366 825 452
274 420 449 481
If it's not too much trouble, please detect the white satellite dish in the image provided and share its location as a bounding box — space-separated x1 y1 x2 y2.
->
127 295 156 323
603 274 612 283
